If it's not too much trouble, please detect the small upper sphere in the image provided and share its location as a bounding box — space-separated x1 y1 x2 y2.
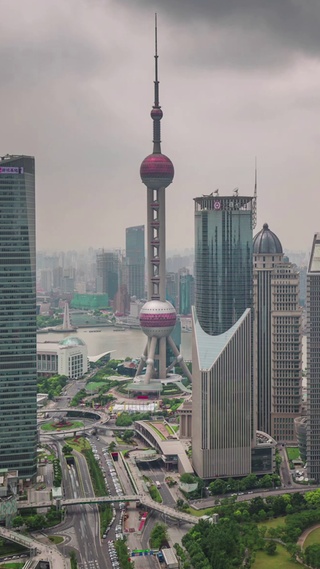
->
151 107 163 120
139 300 177 338
140 153 174 189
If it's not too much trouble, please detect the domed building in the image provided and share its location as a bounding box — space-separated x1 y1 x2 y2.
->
253 223 302 443
37 336 88 379
253 223 283 268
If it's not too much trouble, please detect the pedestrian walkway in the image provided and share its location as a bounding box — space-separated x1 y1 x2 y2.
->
0 526 70 569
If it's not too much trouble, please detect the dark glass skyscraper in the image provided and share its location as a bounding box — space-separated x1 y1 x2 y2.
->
192 194 255 479
125 225 145 299
194 195 253 335
0 154 37 479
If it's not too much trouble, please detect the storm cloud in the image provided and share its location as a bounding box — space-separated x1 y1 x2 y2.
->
121 0 320 70
0 0 319 255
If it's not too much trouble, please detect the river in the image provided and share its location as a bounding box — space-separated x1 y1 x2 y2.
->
37 327 193 361
37 328 306 373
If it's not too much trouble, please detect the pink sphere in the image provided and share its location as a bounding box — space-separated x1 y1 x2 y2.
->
151 108 163 120
140 153 174 189
140 300 177 338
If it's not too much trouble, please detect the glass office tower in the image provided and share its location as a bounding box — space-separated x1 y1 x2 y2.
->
195 196 253 336
125 225 145 299
192 194 254 479
0 155 37 480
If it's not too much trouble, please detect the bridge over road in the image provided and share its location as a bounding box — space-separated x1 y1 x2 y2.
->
18 495 196 525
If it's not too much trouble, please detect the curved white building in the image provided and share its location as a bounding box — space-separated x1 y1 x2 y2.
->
37 336 88 379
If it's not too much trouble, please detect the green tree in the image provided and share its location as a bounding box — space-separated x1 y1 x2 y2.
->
209 479 227 495
305 543 320 568
265 541 277 555
62 444 73 455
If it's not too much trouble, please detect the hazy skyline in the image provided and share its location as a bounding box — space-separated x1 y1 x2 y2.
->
2 0 320 252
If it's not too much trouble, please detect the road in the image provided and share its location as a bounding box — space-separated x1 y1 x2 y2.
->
44 441 112 569
139 461 177 507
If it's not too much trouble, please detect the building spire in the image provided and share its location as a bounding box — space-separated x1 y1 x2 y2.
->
252 157 258 229
154 13 159 107
151 13 163 154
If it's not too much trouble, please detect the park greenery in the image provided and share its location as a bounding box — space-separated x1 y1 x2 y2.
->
52 458 62 487
37 374 67 399
70 388 87 407
149 484 162 503
149 523 168 550
161 397 184 412
81 447 112 531
13 507 63 530
176 489 320 568
115 539 134 569
115 412 152 427
37 314 63 329
70 550 78 569
208 473 281 495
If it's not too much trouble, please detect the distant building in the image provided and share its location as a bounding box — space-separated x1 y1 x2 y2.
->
253 223 302 443
0 155 38 480
39 269 53 293
71 293 109 310
114 284 130 315
178 269 194 315
37 337 88 379
96 251 120 301
307 233 320 482
125 225 145 299
166 272 178 308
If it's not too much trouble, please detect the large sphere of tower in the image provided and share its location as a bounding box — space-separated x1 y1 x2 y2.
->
139 300 177 338
140 153 174 190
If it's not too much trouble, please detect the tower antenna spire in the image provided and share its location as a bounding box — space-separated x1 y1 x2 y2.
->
154 13 159 107
252 156 258 229
151 13 162 153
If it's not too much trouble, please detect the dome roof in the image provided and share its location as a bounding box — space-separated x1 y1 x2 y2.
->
59 336 86 347
253 223 283 255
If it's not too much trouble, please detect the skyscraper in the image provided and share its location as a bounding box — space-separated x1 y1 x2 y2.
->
192 193 255 479
178 268 194 316
133 17 191 389
96 250 120 301
125 225 145 299
0 154 37 480
307 233 320 482
253 223 302 442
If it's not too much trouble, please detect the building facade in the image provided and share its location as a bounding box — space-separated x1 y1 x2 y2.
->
192 194 255 479
178 269 194 315
0 155 37 480
307 234 320 482
37 337 88 379
96 250 120 301
253 223 302 443
125 225 145 299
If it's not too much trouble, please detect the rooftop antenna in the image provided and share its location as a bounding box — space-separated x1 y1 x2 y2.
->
154 13 159 107
252 157 258 229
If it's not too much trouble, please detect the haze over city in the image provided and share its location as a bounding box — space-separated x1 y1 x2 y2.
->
1 0 320 252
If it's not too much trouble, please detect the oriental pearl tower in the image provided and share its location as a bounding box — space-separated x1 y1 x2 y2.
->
133 16 192 391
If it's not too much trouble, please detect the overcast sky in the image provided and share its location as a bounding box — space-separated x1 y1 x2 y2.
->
2 0 320 253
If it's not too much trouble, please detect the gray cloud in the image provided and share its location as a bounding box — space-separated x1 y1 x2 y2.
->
120 0 320 69
0 0 319 254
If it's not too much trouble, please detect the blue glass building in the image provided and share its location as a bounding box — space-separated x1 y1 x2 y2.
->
192 194 254 479
0 155 37 480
